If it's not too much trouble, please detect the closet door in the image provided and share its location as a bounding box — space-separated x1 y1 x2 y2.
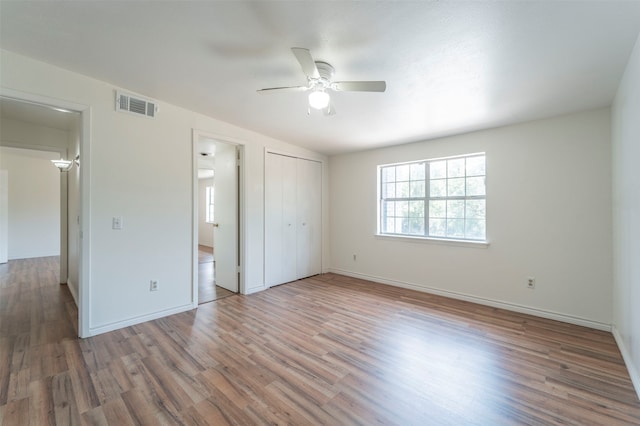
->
296 158 322 279
265 153 297 286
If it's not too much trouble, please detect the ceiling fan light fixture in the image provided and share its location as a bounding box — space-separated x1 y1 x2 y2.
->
308 90 330 110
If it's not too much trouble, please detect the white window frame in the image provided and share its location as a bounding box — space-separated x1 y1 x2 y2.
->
205 185 214 223
377 153 487 243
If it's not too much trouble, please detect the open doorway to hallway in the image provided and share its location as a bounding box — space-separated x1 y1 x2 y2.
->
0 97 80 281
195 135 241 304
0 97 82 336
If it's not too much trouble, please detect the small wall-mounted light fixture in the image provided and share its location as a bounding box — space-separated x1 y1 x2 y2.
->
51 154 80 172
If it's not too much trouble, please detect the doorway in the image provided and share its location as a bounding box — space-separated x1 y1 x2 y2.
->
0 92 89 336
193 132 242 305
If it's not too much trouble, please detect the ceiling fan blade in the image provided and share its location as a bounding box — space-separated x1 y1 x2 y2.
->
332 81 386 92
257 86 309 94
291 47 320 79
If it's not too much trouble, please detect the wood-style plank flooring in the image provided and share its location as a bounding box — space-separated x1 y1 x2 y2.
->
1 256 639 425
198 245 235 304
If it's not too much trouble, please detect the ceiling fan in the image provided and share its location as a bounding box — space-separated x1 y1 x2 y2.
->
257 47 386 115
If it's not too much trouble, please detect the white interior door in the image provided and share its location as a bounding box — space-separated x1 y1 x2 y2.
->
212 142 238 292
296 159 322 278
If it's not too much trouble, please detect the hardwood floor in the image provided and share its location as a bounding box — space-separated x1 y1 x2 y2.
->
198 245 235 304
1 257 639 425
198 245 214 264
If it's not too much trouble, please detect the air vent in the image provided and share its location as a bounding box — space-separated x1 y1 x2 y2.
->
115 91 158 118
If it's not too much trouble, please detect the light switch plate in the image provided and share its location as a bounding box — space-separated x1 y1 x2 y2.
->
112 216 123 230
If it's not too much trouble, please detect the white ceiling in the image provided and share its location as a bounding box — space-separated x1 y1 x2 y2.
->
2 1 639 155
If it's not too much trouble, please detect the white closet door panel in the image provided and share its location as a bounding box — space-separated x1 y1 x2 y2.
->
265 153 284 286
265 153 298 286
296 158 322 278
281 155 298 283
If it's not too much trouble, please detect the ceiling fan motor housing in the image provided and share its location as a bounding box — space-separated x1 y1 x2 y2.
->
313 61 335 87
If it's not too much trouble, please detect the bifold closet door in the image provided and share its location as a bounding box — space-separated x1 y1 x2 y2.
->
296 158 321 279
265 153 322 287
265 153 297 287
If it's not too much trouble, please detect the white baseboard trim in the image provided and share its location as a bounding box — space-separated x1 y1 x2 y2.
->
87 303 194 337
65 279 79 307
612 326 640 399
328 268 611 331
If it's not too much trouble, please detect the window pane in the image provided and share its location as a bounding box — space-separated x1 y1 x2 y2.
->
447 178 465 196
466 156 485 176
384 201 395 217
409 200 424 217
430 179 446 197
466 176 485 196
430 161 446 179
385 218 395 233
447 200 464 218
429 219 446 237
410 181 425 197
383 183 396 198
446 219 465 238
410 163 425 180
465 219 486 240
206 186 214 223
429 200 446 218
396 164 410 181
465 200 485 219
382 166 395 183
447 158 465 178
400 218 410 234
409 217 424 235
397 201 409 217
397 182 410 198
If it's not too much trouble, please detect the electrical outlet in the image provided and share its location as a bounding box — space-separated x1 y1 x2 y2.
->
150 280 159 291
527 277 535 289
353 254 357 261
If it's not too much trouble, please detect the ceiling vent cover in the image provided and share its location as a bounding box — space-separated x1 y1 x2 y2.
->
115 91 158 118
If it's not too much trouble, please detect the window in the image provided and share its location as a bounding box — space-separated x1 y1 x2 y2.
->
378 153 486 241
205 186 214 223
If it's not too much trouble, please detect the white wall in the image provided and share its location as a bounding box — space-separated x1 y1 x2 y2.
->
611 33 640 397
198 177 214 247
0 146 61 259
1 49 328 336
1 117 70 151
0 170 7 263
330 109 612 328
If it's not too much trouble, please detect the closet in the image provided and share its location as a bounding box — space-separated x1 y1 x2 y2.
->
265 152 321 287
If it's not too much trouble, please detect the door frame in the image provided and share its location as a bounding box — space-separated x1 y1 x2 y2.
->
191 129 245 307
0 87 92 338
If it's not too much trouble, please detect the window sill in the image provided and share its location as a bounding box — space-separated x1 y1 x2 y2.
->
374 233 489 248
